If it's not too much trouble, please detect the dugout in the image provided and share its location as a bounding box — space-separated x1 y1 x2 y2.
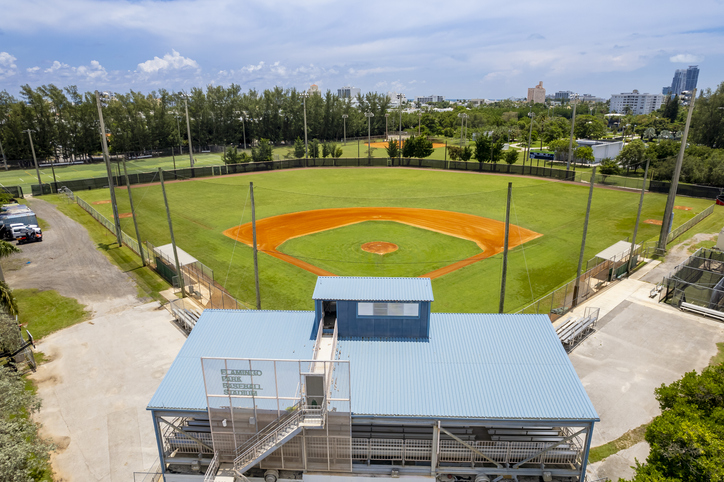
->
152 244 199 284
148 277 599 482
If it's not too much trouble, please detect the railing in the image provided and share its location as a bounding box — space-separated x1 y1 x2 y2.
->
204 451 220 482
133 460 163 482
233 402 325 472
667 203 715 245
349 438 580 467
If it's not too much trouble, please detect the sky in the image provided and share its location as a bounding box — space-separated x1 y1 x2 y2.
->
1 0 724 100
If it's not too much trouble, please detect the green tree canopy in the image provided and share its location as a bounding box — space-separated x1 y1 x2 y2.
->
617 139 648 171
293 137 305 158
574 115 607 139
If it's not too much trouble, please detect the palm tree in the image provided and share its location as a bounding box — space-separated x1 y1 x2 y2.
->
0 280 18 316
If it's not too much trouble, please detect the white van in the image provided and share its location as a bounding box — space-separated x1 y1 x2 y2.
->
9 223 26 239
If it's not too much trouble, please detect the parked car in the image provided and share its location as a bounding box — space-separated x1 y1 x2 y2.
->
17 225 42 244
9 223 27 240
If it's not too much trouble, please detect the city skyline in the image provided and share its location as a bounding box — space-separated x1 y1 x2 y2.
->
1 0 723 99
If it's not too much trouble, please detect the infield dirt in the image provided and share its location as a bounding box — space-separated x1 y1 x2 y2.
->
223 207 541 279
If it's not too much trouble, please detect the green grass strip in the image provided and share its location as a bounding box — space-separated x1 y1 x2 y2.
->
588 423 648 464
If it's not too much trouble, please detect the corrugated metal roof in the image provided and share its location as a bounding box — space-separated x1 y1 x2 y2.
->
153 244 198 267
335 313 599 421
312 277 434 302
147 310 316 411
596 240 639 261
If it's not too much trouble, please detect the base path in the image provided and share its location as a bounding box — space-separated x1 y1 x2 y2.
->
223 207 541 279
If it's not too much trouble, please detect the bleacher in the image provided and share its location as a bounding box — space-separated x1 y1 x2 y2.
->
488 427 565 443
170 304 203 332
555 311 598 351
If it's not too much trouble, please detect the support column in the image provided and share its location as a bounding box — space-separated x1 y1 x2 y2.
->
431 421 440 476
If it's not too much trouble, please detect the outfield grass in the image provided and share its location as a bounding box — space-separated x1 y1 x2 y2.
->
3 137 543 193
15 288 90 339
279 221 482 277
71 168 723 313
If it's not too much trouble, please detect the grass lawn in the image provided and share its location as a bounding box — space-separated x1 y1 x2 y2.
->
70 168 723 313
279 221 482 277
15 288 90 340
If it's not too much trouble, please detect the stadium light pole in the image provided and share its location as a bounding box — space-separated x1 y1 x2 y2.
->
658 88 697 252
566 94 578 171
365 112 374 159
240 112 247 151
525 108 534 174
182 94 195 167
250 182 261 310
22 129 43 193
94 91 123 246
301 92 309 166
417 112 422 135
398 94 403 164
384 113 389 140
342 114 348 145
122 158 145 266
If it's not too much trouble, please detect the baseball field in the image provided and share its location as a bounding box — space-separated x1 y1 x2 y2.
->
73 167 720 313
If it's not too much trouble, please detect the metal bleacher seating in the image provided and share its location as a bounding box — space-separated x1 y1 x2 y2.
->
555 315 596 351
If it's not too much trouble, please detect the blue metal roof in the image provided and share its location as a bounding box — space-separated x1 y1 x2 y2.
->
312 277 434 302
147 310 316 411
335 313 599 421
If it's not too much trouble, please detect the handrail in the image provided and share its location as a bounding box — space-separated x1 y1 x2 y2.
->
203 451 219 482
234 399 303 457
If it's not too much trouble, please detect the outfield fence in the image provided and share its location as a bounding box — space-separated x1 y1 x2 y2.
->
33 156 580 195
73 191 247 311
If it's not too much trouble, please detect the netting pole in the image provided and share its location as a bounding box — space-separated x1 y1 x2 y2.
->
573 166 596 307
159 168 185 298
122 158 145 266
499 182 512 313
94 91 123 247
251 182 261 310
628 159 649 275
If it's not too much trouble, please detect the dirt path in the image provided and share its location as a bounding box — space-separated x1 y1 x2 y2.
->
3 198 138 316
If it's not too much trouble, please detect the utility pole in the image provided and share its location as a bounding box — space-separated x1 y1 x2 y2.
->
0 131 8 171
365 112 374 158
658 88 697 252
94 91 123 246
573 166 597 307
250 182 261 309
22 129 42 194
567 96 578 171
183 95 195 167
398 95 403 165
628 159 649 275
159 168 185 297
499 182 512 313
123 158 145 266
385 113 389 140
302 93 309 166
418 112 422 135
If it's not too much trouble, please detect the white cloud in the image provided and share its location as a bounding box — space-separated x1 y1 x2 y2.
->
243 61 265 72
27 66 40 73
669 53 703 63
137 50 199 74
40 59 108 81
0 51 18 79
45 60 70 73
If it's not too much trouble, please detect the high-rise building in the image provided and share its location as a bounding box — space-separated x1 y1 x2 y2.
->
610 90 664 115
685 65 699 92
527 81 546 103
337 86 361 99
669 66 699 96
554 91 575 100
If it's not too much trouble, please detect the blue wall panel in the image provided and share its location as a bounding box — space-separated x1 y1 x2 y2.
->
335 300 429 338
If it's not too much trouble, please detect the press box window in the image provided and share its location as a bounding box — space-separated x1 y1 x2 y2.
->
358 302 419 317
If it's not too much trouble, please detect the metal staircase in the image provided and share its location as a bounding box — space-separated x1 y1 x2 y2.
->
233 401 325 475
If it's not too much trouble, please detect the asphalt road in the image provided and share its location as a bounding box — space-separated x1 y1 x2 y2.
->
4 198 138 316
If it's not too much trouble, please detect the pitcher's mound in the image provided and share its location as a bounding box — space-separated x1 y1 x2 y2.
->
361 241 398 255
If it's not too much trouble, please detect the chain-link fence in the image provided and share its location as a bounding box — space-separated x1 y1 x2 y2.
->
661 248 724 310
74 192 247 311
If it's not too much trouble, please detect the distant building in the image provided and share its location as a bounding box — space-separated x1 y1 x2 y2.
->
387 92 407 107
610 90 664 115
669 65 699 96
337 86 361 99
414 95 444 104
662 86 672 95
308 84 320 95
579 94 604 103
576 139 624 163
527 81 546 104
554 91 575 101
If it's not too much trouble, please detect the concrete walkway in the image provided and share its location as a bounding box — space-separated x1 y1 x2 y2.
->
568 269 724 480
